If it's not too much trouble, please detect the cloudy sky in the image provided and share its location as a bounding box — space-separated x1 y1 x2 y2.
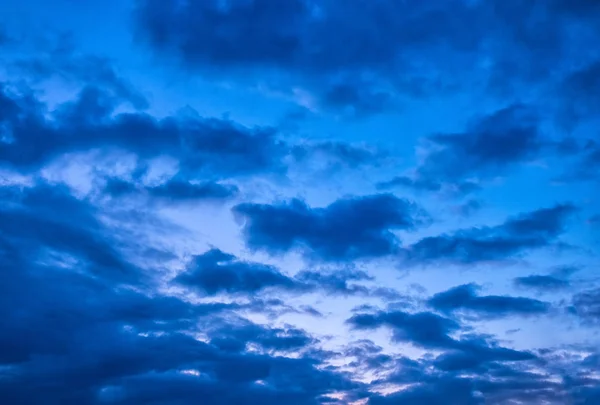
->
1 1 599 404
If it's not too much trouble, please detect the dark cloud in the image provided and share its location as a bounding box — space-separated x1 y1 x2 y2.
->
456 199 483 217
403 204 576 264
147 179 238 201
291 140 383 170
560 60 600 124
295 268 400 299
347 309 460 349
514 274 571 292
0 182 366 405
342 340 395 374
10 32 149 109
321 79 394 117
428 283 550 319
368 377 481 405
207 320 316 353
365 345 600 405
347 308 535 372
233 194 424 261
0 182 139 282
174 248 297 295
105 177 239 203
408 104 543 187
588 214 600 225
0 80 383 184
570 287 600 324
559 140 600 182
0 83 286 177
134 0 600 119
376 175 442 192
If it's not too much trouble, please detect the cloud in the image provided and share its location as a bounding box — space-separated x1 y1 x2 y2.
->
291 140 383 170
0 182 140 282
368 377 481 405
0 80 386 185
403 204 576 264
175 249 403 300
366 345 600 405
405 104 543 188
0 83 286 177
233 194 424 261
570 287 600 324
428 284 550 319
559 140 600 182
346 308 535 372
9 32 149 109
376 175 442 192
207 320 316 353
514 274 571 292
174 249 298 295
295 268 400 299
347 309 460 349
134 0 600 119
560 60 600 123
105 177 239 203
0 181 366 405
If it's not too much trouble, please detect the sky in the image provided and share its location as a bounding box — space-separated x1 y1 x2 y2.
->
0 1 599 404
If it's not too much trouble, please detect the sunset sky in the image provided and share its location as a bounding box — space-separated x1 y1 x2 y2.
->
0 1 599 404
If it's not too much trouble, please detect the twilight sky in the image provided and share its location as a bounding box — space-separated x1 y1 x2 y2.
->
1 1 599 404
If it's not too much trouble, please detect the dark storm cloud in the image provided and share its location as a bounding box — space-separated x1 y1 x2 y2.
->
233 194 424 261
403 204 576 264
514 274 571 292
428 284 550 319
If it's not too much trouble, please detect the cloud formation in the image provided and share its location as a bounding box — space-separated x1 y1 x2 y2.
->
234 194 424 261
1 1 599 403
403 204 576 264
428 283 550 319
134 0 600 121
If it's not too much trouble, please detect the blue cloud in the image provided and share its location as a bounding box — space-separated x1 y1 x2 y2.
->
346 308 535 372
514 274 571 292
403 204 576 264
134 0 600 122
570 287 600 324
1 1 599 403
233 194 424 261
174 248 298 295
428 283 550 319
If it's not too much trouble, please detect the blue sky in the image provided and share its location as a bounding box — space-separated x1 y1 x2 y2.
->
0 1 599 404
